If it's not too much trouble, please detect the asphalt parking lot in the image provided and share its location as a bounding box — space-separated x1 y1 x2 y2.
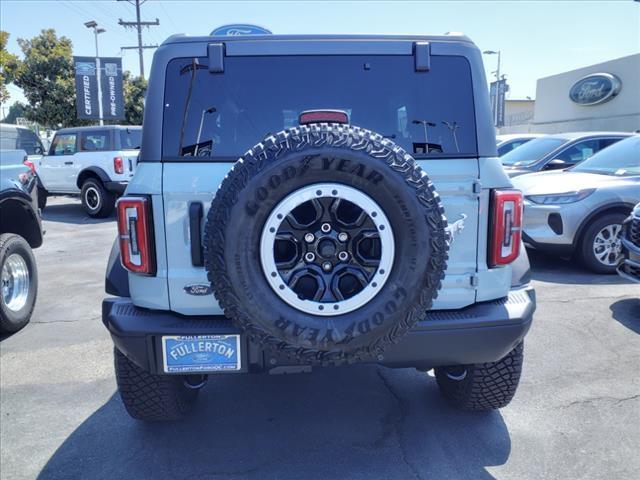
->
1 196 639 480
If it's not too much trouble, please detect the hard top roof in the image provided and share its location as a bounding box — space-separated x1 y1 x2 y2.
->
161 32 474 47
55 125 141 134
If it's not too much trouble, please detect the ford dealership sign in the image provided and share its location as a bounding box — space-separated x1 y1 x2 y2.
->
211 24 272 36
569 73 622 106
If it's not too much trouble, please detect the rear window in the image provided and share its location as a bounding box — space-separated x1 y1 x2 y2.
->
162 55 478 161
0 127 44 155
120 128 142 150
80 130 111 151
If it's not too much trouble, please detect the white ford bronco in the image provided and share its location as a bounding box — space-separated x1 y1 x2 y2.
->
102 31 536 421
38 125 141 217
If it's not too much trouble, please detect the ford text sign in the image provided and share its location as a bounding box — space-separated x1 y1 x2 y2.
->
569 73 622 106
211 24 272 36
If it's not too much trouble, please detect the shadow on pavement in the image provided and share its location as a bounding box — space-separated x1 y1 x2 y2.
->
610 298 640 334
527 249 627 285
42 200 115 225
37 366 510 479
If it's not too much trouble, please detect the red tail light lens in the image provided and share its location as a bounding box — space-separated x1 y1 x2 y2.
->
117 196 156 275
113 156 124 174
23 158 36 174
489 189 523 267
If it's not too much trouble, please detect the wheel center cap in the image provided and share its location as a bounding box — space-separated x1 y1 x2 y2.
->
317 238 337 258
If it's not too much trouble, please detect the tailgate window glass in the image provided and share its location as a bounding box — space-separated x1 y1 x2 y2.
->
162 55 478 160
120 128 142 150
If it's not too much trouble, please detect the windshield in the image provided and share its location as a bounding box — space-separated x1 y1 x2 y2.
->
501 137 565 166
162 55 478 160
571 136 640 176
120 128 142 149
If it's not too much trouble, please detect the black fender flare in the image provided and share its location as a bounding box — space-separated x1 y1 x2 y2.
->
76 167 111 189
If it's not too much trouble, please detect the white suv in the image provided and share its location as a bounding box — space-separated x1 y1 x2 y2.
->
39 126 141 217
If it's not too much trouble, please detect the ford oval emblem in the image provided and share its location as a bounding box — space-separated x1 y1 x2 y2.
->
184 284 213 296
211 24 272 36
569 73 621 106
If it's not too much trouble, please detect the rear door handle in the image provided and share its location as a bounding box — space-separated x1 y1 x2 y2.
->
189 202 204 267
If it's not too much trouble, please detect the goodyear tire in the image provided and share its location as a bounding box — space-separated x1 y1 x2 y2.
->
114 348 199 421
205 124 448 365
435 342 524 411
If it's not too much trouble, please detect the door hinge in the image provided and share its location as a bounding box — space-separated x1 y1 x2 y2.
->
473 181 482 194
470 275 479 287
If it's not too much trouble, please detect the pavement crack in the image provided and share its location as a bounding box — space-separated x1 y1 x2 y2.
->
558 394 640 409
30 316 101 324
376 368 421 480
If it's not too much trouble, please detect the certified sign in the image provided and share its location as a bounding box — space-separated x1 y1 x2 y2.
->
569 73 622 106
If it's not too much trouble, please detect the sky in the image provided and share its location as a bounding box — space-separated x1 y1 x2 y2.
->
1 0 639 110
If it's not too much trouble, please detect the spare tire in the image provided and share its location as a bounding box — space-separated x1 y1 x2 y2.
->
205 124 448 365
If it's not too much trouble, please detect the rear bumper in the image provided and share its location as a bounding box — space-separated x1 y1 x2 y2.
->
105 181 128 194
102 286 536 374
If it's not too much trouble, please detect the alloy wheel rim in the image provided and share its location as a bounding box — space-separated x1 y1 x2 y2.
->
592 223 622 267
85 186 101 210
1 253 30 312
260 183 395 316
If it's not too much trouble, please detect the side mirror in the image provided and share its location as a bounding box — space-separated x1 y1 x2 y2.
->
544 158 567 170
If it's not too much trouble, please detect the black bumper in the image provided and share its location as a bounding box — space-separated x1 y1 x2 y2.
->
104 181 128 194
102 286 536 375
617 237 640 283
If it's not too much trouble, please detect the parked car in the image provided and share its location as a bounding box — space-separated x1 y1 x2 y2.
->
102 31 536 421
617 202 640 283
496 133 544 156
501 131 632 177
513 135 640 273
38 125 141 217
0 149 43 333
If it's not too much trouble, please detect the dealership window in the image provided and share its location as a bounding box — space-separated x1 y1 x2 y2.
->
50 133 77 156
80 130 111 151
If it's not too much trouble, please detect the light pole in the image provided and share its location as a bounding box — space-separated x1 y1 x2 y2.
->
483 50 501 127
195 107 217 156
85 21 106 126
412 120 436 153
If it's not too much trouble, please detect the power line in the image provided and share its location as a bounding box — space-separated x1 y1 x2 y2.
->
117 0 159 79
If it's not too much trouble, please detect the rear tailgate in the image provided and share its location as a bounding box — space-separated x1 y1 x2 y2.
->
162 159 479 315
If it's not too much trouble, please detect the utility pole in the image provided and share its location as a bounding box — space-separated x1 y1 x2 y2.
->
118 0 159 79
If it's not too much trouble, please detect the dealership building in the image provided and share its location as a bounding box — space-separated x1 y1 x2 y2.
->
499 53 640 134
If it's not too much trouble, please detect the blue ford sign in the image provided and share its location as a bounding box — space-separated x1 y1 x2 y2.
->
569 73 622 106
211 24 272 36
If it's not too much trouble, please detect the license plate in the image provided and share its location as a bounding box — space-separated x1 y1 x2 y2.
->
162 335 241 373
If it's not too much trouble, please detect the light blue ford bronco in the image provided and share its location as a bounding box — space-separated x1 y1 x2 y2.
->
102 30 536 421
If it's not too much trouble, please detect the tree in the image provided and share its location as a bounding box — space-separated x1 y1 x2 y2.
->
3 101 26 124
0 31 20 103
14 29 78 128
122 71 147 125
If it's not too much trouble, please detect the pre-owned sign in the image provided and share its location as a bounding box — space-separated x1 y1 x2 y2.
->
73 56 125 120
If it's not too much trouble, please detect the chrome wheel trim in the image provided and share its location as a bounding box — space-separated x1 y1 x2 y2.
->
260 183 395 316
592 223 622 267
84 186 101 211
1 253 30 312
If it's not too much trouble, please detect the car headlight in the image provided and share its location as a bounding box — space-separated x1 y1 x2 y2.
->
526 189 596 205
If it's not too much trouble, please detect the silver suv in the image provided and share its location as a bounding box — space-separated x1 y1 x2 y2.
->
102 31 535 421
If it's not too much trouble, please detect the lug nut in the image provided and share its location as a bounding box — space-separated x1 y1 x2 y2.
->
338 251 349 261
338 232 348 242
304 233 315 243
305 252 316 262
321 223 331 233
322 261 333 272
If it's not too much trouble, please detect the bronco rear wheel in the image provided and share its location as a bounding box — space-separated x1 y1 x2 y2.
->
205 123 448 365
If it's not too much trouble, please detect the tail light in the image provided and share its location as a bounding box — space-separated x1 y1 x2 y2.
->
23 157 36 174
113 156 124 174
117 196 156 275
489 189 523 267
